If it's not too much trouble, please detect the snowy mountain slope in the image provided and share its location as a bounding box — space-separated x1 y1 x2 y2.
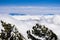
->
0 14 60 40
0 14 35 40
0 14 28 39
12 15 60 39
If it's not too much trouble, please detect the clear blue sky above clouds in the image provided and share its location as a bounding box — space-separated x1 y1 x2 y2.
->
0 0 60 6
0 0 60 15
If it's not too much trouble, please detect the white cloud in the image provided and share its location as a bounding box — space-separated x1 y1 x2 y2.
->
0 6 60 15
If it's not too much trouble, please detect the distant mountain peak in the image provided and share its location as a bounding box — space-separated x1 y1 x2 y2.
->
43 14 54 15
9 13 27 16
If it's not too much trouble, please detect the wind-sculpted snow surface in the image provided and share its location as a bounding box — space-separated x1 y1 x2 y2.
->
0 14 60 40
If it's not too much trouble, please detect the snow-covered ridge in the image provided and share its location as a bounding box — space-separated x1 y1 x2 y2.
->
11 15 60 39
0 14 60 40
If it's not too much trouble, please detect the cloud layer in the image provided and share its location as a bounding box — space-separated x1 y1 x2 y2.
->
0 6 60 15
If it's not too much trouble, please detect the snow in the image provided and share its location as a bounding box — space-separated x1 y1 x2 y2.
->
0 14 60 40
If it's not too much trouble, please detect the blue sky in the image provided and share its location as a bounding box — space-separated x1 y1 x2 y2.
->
0 0 60 6
0 0 60 15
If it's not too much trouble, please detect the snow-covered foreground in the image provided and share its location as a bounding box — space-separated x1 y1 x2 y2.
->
0 14 60 40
